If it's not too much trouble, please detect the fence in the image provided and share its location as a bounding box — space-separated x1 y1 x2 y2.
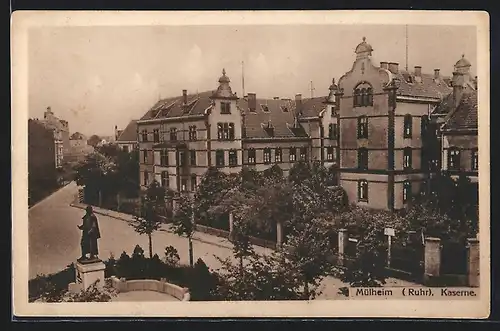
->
390 241 424 276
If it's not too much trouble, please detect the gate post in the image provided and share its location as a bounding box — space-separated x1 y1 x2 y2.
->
338 229 348 266
467 238 480 287
424 237 441 285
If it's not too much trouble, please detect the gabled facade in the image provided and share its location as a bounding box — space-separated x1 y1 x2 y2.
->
336 37 453 210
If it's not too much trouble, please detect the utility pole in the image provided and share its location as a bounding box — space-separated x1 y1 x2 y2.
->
405 25 409 72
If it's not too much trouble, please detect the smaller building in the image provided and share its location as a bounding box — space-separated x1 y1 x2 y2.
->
438 55 478 183
40 107 70 163
67 132 94 163
116 120 138 153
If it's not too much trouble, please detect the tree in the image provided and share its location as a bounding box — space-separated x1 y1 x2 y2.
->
87 135 102 148
281 217 335 299
130 181 165 258
171 193 196 266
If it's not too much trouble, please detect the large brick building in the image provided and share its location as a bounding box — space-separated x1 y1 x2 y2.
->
135 38 478 211
136 69 338 194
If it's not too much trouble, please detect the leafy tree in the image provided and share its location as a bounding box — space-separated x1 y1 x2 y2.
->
281 217 335 299
164 245 180 267
87 134 102 148
130 181 165 258
171 193 196 266
288 160 312 186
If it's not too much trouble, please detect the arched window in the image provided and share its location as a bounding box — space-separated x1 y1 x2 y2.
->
403 180 412 203
353 88 361 107
403 114 412 138
353 82 373 107
367 87 373 106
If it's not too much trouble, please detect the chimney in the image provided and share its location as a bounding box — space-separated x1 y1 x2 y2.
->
380 61 389 70
414 66 422 77
294 94 303 120
248 93 257 111
452 72 464 108
388 62 399 74
182 89 188 105
434 68 440 79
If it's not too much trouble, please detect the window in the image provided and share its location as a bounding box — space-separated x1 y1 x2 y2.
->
403 180 411 203
357 116 368 139
263 148 272 164
221 102 231 114
261 104 270 112
289 147 297 162
248 148 256 165
161 171 169 188
357 148 368 170
331 106 336 117
141 129 148 142
229 149 238 166
326 146 334 161
448 148 461 170
353 84 373 107
181 178 187 192
170 128 177 141
153 129 160 143
471 149 478 171
281 105 289 112
403 147 412 169
191 174 197 191
160 149 168 166
190 150 196 166
178 151 185 167
403 114 412 138
142 150 148 164
299 147 308 161
123 145 129 153
216 149 225 167
143 171 149 186
217 122 235 141
188 126 197 141
275 148 282 163
328 123 338 140
358 180 368 202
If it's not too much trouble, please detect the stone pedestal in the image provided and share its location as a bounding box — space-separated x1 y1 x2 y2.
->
467 238 480 287
338 229 348 266
68 259 106 294
424 237 441 284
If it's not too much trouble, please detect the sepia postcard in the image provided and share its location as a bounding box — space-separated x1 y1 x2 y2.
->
12 10 490 318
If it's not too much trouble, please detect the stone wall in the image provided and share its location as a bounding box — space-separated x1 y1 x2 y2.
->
109 276 190 301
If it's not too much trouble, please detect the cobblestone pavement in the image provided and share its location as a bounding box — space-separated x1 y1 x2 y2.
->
29 182 418 300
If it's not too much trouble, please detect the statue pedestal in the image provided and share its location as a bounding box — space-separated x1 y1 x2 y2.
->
68 259 106 294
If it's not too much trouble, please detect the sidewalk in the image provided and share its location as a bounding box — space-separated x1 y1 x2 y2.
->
70 201 235 250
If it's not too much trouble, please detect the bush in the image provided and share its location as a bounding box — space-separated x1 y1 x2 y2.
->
29 264 76 302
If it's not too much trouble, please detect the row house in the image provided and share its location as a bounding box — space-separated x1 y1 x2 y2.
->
136 69 338 195
41 106 70 164
336 37 453 210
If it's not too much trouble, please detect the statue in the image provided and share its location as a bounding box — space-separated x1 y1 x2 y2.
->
77 206 101 263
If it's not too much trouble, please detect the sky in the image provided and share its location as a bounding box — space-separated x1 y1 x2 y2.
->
28 24 477 137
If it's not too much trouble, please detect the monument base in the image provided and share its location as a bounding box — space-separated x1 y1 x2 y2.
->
68 259 106 294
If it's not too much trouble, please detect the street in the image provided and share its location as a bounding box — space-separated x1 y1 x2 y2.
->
29 182 416 300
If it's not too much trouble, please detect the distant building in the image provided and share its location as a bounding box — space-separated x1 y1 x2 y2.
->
38 107 70 167
67 132 94 163
436 55 478 183
28 119 57 203
115 121 138 153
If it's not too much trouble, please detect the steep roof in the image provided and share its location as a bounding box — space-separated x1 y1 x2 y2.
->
239 98 308 139
395 70 452 100
441 90 478 131
300 96 328 118
117 120 138 142
140 91 214 121
432 83 476 116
